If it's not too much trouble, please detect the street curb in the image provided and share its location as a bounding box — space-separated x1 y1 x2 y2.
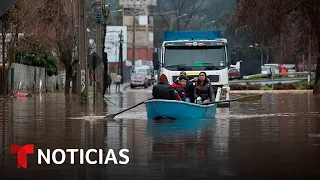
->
231 90 313 93
123 84 130 91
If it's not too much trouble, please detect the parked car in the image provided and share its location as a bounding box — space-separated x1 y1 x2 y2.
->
228 68 241 80
287 69 296 77
133 65 154 86
130 73 148 89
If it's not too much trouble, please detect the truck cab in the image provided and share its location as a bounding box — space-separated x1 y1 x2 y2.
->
153 31 231 103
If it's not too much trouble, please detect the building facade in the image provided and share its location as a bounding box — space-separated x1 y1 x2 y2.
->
119 0 156 62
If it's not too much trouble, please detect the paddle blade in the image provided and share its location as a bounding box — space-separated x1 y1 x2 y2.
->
104 114 116 119
237 94 262 102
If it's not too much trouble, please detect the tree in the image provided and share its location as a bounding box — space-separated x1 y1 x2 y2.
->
40 0 76 95
22 52 58 76
0 0 47 96
155 0 206 30
234 0 320 94
153 0 236 47
153 0 206 47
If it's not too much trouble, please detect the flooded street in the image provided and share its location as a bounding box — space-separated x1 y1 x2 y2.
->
1 90 320 179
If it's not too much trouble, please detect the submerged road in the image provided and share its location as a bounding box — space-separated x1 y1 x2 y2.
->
1 87 320 179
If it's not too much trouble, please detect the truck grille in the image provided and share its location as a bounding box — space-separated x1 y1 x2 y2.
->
172 75 220 83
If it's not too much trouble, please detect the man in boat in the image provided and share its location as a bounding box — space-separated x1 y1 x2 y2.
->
152 74 176 100
172 75 188 101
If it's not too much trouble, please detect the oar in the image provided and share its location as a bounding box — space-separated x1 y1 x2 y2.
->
104 98 152 119
200 94 262 105
104 97 117 105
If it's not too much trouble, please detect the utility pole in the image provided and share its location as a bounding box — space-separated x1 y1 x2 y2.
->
132 0 136 72
259 48 263 66
266 47 269 63
93 0 104 100
280 34 283 63
77 0 88 104
308 36 312 84
1 34 6 96
119 30 123 84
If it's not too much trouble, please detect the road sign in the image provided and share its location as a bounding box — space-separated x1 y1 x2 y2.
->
87 52 102 70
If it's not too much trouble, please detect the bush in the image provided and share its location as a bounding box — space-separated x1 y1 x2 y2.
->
273 83 297 90
22 53 58 76
297 81 313 90
246 83 261 90
230 82 313 90
230 83 261 90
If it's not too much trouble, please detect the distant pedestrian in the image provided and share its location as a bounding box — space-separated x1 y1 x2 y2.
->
115 74 122 92
107 74 112 91
267 67 272 79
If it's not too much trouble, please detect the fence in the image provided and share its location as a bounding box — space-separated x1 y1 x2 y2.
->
0 67 8 95
2 63 129 95
4 63 65 94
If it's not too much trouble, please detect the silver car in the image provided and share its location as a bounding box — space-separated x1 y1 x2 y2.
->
130 73 148 89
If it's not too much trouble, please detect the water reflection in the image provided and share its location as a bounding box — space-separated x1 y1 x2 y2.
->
146 118 216 141
0 92 319 179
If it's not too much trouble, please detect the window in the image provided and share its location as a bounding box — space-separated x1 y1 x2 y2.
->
164 46 227 70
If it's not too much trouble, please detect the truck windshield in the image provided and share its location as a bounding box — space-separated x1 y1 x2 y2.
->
164 46 226 70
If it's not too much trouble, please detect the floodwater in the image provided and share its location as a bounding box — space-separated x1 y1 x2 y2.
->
1 90 320 179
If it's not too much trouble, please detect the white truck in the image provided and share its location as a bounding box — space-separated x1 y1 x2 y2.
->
153 31 231 104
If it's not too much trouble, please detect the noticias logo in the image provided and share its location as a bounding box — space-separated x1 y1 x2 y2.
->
10 144 130 169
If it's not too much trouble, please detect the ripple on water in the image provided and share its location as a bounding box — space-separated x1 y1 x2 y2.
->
0 92 320 179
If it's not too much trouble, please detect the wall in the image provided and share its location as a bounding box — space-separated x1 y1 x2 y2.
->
109 62 132 83
127 48 153 60
8 63 65 93
119 0 157 6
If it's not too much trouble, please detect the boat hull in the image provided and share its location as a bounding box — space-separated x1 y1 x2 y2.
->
144 99 217 120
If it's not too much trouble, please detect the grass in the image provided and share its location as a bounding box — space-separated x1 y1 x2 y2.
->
260 86 273 90
231 80 314 90
296 81 312 90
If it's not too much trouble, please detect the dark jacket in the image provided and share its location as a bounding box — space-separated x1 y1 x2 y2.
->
174 79 194 102
193 81 215 102
152 82 176 100
171 82 186 101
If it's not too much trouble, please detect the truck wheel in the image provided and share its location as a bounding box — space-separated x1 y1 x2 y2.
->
131 85 135 89
144 83 148 88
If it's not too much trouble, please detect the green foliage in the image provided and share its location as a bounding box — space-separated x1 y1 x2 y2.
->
22 53 58 76
297 81 313 90
261 85 272 90
230 82 314 90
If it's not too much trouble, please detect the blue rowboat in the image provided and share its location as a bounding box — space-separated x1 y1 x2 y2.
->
144 99 217 120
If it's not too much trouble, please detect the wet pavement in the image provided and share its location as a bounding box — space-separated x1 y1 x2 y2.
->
1 87 320 179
